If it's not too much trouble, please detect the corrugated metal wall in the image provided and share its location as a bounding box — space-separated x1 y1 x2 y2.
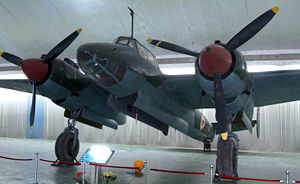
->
1 88 300 152
0 89 27 138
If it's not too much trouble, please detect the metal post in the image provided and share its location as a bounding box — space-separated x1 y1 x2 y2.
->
210 164 214 184
33 152 39 184
144 160 148 184
286 170 290 184
94 166 98 184
94 165 102 184
82 156 86 184
99 166 102 184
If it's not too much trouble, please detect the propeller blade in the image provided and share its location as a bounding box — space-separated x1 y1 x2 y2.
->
225 7 279 51
256 107 260 139
43 28 82 63
213 72 230 140
0 52 23 66
30 80 37 131
147 39 199 57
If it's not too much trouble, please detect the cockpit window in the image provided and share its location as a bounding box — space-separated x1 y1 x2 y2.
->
128 40 136 49
115 37 137 49
136 42 148 60
136 41 156 65
116 37 129 45
114 36 157 66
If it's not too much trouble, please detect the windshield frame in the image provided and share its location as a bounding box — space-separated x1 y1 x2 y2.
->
114 36 157 66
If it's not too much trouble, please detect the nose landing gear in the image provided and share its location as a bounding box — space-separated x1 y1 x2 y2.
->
53 109 82 165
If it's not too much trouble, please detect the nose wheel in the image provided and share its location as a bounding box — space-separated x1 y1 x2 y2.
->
53 109 82 166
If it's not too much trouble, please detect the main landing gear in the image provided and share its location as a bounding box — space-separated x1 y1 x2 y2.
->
54 109 82 165
203 138 212 152
214 133 239 181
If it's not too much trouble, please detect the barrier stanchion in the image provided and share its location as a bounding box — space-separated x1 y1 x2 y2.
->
144 160 148 184
286 170 290 184
99 165 102 184
94 165 100 184
210 164 214 184
82 156 86 184
33 152 39 184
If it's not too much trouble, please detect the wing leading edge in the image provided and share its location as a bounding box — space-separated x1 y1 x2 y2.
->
159 74 214 109
0 79 32 93
252 70 300 106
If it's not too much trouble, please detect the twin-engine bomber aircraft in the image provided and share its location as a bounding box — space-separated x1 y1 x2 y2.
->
0 6 295 177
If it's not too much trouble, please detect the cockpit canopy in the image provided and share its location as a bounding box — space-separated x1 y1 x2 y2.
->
114 36 157 66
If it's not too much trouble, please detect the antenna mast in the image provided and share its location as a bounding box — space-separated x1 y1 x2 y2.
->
128 7 134 38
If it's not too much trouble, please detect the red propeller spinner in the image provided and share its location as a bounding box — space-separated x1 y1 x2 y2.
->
198 44 232 79
21 58 49 83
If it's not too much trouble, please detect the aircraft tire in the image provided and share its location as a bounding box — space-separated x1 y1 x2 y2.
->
55 131 79 162
215 134 239 178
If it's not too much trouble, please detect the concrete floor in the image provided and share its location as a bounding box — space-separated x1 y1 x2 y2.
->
0 137 300 183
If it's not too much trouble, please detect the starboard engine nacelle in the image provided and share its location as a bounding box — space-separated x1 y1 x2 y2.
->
195 49 252 115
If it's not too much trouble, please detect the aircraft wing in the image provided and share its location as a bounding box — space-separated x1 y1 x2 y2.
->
252 70 300 106
159 74 214 109
0 79 32 93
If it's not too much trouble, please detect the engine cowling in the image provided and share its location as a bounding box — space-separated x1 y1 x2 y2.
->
36 58 126 128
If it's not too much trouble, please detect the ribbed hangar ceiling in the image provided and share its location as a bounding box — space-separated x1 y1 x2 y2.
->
0 0 299 71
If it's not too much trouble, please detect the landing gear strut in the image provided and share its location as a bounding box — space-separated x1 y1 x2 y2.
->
54 109 82 164
214 133 239 181
203 138 212 152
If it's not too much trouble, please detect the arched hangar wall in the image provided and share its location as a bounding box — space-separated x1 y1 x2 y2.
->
0 88 299 152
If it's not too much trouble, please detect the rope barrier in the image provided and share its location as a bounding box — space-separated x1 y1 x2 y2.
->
0 155 33 161
216 174 283 183
39 158 80 165
89 163 139 170
151 168 207 175
0 153 299 183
